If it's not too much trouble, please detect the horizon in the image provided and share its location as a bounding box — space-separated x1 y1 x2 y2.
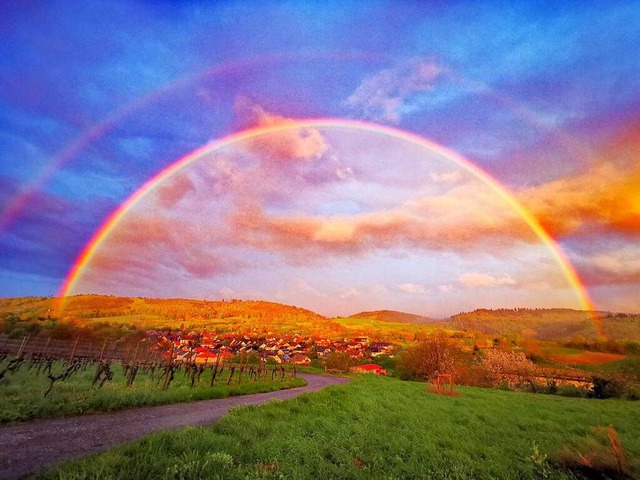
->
4 292 634 322
1 3 639 318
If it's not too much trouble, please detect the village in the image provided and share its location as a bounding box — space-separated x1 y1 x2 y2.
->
146 330 396 373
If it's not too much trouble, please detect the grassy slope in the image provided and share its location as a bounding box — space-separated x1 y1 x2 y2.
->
348 309 436 324
40 375 640 480
0 361 305 423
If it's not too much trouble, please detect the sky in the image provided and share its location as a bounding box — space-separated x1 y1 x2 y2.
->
1 1 639 318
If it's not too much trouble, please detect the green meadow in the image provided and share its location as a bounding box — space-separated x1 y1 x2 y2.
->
0 361 305 424
39 375 640 480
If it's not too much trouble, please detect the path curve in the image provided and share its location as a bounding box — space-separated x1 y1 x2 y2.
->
0 373 349 479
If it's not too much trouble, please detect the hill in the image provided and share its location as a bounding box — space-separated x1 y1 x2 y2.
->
348 309 436 324
0 295 348 338
444 308 640 340
2 297 638 342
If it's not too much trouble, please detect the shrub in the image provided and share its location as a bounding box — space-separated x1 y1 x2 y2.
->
589 376 625 399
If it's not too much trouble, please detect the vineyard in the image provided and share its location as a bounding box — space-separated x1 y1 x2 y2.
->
0 334 305 423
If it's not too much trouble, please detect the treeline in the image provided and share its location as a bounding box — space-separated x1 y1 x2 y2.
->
449 308 640 340
563 337 640 355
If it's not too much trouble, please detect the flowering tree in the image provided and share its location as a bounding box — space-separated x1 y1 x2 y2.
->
480 348 538 388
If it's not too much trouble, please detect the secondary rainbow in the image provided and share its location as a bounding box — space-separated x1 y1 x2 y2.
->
55 119 599 332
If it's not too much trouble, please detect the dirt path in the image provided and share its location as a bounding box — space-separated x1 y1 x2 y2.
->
0 373 349 479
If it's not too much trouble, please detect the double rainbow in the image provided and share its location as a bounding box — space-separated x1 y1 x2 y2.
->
55 119 599 332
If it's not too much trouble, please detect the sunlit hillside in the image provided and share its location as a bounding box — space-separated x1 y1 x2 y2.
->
0 295 348 338
348 310 436 324
1 297 638 342
443 308 640 341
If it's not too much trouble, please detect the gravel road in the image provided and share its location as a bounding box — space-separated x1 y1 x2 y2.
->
0 373 349 479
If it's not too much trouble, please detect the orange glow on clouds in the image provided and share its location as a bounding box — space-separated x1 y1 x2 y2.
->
55 119 599 332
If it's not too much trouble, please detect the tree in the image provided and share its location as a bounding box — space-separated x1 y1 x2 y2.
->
323 352 352 372
397 335 455 381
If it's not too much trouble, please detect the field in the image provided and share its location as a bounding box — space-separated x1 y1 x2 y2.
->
0 360 305 424
38 375 640 480
545 350 626 366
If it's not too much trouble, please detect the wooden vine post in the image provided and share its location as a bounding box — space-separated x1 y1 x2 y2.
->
162 345 175 391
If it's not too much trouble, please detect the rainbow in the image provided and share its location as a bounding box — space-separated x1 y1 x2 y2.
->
0 52 386 233
55 119 600 333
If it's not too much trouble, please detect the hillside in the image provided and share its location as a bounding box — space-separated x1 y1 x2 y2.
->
0 295 346 338
2 297 638 342
349 309 436 324
445 308 640 340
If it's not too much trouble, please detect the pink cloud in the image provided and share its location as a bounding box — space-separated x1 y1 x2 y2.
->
235 99 328 162
345 58 443 123
398 283 427 294
459 273 516 288
154 172 195 208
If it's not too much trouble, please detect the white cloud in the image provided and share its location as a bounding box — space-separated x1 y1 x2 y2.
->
430 171 462 184
437 284 454 293
293 279 327 298
399 282 427 294
336 166 354 180
339 287 361 299
459 273 516 288
220 286 234 298
344 58 443 124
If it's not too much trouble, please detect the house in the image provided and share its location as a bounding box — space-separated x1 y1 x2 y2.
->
350 364 387 375
290 354 311 366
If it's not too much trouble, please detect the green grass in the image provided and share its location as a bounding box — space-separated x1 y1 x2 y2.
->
0 361 305 423
38 375 640 479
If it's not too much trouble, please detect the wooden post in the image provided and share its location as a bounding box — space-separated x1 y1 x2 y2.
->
98 338 108 361
162 345 175 391
132 341 141 364
68 336 80 362
42 337 51 357
16 335 29 357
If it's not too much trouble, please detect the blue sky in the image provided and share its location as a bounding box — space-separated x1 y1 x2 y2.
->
1 1 639 317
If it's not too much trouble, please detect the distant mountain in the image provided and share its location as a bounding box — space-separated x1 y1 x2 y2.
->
348 310 437 324
443 308 640 340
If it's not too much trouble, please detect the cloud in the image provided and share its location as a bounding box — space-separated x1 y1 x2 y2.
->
155 172 195 208
574 245 640 286
235 98 328 161
344 58 443 123
293 278 327 298
430 171 462 183
399 282 427 294
219 286 234 299
518 159 640 238
459 273 516 288
437 284 454 293
339 287 361 299
336 166 354 180
227 181 536 263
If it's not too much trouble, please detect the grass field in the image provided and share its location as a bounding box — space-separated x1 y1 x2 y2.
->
0 361 305 423
38 375 639 479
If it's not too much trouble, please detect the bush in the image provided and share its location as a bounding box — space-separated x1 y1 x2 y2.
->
323 352 353 372
589 376 625 399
